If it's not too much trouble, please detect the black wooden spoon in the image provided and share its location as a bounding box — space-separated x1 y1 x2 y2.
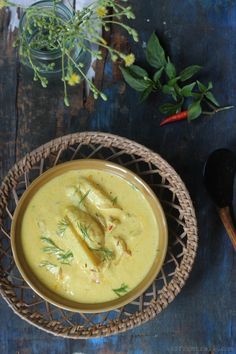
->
204 148 236 251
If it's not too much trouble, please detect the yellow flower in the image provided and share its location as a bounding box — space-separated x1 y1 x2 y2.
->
0 0 7 9
96 6 107 17
124 53 135 67
67 73 81 86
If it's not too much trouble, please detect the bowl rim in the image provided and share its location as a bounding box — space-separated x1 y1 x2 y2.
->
11 159 168 313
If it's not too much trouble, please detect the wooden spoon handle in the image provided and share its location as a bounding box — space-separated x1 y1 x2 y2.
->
218 206 236 251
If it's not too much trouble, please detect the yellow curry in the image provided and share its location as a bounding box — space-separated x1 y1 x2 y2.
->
21 169 160 303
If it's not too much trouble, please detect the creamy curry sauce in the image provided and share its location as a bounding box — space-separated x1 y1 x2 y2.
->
21 169 160 303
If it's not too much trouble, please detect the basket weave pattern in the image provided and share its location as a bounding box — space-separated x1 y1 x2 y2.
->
0 132 197 338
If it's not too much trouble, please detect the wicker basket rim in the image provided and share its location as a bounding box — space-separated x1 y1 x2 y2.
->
0 131 198 338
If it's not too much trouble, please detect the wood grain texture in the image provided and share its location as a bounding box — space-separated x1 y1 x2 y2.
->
0 0 236 353
0 9 18 180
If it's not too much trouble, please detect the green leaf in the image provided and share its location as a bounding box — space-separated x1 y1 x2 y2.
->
207 81 213 90
197 80 207 93
181 82 196 97
179 65 202 82
188 100 202 120
140 86 153 102
192 92 202 100
168 77 180 87
153 67 164 82
162 84 175 95
165 57 176 79
205 91 220 107
159 102 181 115
146 32 166 69
120 66 150 92
127 64 148 78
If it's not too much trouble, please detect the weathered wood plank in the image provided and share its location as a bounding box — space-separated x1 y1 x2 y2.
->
16 68 66 160
0 0 236 352
0 9 18 181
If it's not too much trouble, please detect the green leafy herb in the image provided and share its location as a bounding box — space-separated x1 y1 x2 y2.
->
146 32 166 69
58 250 74 264
39 260 60 275
57 218 68 237
153 67 164 83
121 32 233 123
126 64 148 78
112 283 129 297
91 247 114 262
111 196 118 205
79 189 90 205
140 86 153 102
179 65 202 82
188 100 202 121
165 57 176 79
77 223 92 242
181 82 196 97
204 91 219 107
159 102 182 115
120 66 151 92
41 237 73 264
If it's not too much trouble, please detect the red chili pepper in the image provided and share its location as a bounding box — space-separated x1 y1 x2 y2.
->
160 111 188 126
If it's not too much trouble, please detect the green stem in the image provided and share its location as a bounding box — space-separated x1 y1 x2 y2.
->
214 105 234 112
61 44 69 106
104 20 133 31
202 105 234 116
64 49 98 94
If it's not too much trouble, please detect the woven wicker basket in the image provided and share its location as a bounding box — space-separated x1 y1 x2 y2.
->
0 132 197 338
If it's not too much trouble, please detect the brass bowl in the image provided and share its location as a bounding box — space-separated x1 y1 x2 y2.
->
11 159 168 313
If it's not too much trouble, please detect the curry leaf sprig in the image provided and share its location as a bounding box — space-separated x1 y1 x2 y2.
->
1 0 138 106
41 236 74 264
121 32 233 124
112 283 129 297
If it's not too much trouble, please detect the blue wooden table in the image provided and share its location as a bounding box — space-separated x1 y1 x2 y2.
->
0 0 236 353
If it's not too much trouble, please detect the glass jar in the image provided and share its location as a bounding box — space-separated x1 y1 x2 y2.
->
19 0 91 81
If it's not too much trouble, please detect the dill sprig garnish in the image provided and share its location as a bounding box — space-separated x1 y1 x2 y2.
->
111 196 118 205
41 237 73 265
57 218 69 237
77 222 92 242
39 260 60 275
91 247 114 262
112 283 129 297
78 189 90 205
